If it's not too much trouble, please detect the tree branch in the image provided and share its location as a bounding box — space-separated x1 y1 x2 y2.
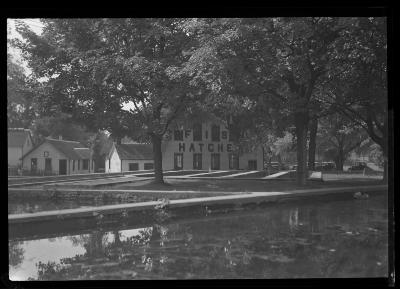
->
159 95 187 136
327 136 339 148
344 138 367 155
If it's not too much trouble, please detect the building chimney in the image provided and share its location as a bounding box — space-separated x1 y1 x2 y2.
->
58 135 63 140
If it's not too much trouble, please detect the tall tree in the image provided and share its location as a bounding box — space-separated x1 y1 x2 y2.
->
269 17 350 184
14 18 202 183
308 117 319 170
30 113 95 143
7 53 37 128
322 17 387 180
183 18 348 185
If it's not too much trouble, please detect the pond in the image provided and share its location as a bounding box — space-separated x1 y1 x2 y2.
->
9 193 388 280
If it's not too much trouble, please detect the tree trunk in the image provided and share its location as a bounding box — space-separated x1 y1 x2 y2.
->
382 118 388 183
382 145 388 183
151 134 164 184
308 118 318 171
113 231 121 246
335 145 344 171
364 112 388 183
383 159 388 183
295 112 309 186
335 155 344 171
268 156 272 175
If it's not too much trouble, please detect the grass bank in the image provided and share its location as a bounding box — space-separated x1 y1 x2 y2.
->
110 178 385 192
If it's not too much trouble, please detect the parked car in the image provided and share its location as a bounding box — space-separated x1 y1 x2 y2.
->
348 162 367 171
264 162 288 171
315 162 336 171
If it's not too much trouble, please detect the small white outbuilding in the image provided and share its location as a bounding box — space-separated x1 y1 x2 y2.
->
21 137 93 175
105 143 154 172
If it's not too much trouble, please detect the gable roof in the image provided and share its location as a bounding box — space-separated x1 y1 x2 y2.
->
21 138 89 160
114 143 153 160
45 138 87 160
8 129 32 148
73 148 91 159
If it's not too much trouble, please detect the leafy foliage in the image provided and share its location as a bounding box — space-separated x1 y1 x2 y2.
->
7 53 37 128
13 18 209 183
317 114 369 170
10 17 387 182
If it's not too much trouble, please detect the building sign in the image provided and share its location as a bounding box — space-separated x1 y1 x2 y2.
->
43 151 49 157
178 143 233 153
168 128 229 141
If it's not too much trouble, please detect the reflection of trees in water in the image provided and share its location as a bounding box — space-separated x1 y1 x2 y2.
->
26 196 388 279
307 226 388 277
32 226 160 280
289 208 299 230
84 230 109 258
9 241 25 268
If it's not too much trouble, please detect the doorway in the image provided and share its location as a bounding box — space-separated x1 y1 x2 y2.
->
59 159 67 175
211 153 220 170
45 158 52 173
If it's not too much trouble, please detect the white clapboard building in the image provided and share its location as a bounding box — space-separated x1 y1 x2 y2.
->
8 128 34 168
161 120 263 171
105 143 154 173
21 137 93 175
105 119 263 172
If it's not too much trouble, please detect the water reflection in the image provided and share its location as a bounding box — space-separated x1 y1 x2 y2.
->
289 208 299 230
9 194 388 280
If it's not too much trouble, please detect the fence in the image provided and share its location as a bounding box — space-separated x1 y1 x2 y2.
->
8 167 58 177
321 169 383 181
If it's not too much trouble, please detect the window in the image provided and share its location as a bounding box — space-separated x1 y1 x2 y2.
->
193 153 202 170
229 154 239 170
78 160 80 170
31 158 37 172
211 153 220 170
193 123 202 141
144 163 154 170
83 159 89 170
174 130 183 141
72 160 75 171
174 153 183 170
129 163 139 171
108 159 111 169
45 158 52 172
221 131 228 140
248 160 257 170
211 125 220 142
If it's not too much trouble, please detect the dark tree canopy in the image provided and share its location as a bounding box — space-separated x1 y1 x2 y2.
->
11 17 387 183
14 18 207 183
